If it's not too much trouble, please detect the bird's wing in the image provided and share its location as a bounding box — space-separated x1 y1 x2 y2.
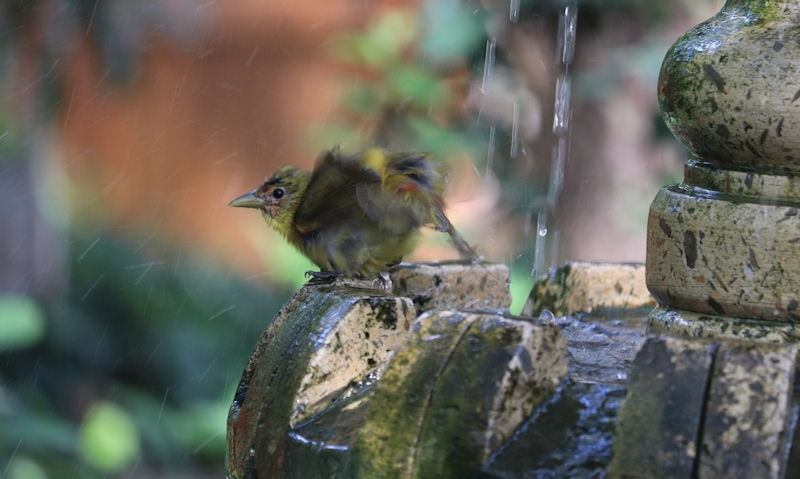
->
354 151 434 232
383 152 478 259
293 149 381 233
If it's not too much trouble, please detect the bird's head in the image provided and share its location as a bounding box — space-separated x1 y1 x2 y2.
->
229 165 312 235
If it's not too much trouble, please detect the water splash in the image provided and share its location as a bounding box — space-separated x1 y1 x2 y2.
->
533 4 578 278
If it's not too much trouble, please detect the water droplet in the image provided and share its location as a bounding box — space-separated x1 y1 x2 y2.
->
510 101 520 158
486 124 496 178
532 209 549 277
552 75 572 135
556 5 578 66
249 447 256 457
481 38 496 95
538 227 548 237
509 0 520 23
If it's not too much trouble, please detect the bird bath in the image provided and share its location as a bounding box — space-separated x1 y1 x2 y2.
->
225 1 800 477
224 261 652 478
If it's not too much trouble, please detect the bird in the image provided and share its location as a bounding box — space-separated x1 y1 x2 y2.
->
229 147 477 278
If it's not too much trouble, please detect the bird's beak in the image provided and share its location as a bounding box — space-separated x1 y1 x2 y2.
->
228 190 265 209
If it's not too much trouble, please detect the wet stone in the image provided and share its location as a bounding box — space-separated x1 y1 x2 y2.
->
356 310 567 478
547 313 648 385
389 261 511 314
484 380 627 478
648 305 800 343
524 262 655 317
698 341 798 479
292 294 415 426
646 184 800 321
485 312 648 477
225 281 415 479
607 336 716 479
648 1 800 323
658 1 800 170
608 336 799 479
226 263 557 479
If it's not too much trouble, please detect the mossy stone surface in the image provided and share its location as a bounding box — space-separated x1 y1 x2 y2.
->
659 0 800 170
390 261 511 314
649 0 800 323
355 310 566 478
225 282 414 479
524 262 655 317
610 335 798 479
648 306 800 343
607 337 715 478
699 341 797 479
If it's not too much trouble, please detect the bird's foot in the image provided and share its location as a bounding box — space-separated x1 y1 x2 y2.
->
304 270 392 292
375 271 391 290
470 254 485 265
305 270 343 283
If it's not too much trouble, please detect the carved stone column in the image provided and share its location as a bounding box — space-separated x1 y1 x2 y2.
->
646 0 800 340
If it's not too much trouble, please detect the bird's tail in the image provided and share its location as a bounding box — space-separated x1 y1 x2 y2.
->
434 208 479 260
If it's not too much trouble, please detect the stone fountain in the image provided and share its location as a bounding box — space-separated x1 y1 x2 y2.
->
225 1 800 477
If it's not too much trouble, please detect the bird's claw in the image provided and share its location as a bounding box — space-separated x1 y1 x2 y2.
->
304 270 392 292
305 270 343 282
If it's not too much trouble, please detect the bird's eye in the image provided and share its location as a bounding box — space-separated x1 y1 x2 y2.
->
272 188 285 199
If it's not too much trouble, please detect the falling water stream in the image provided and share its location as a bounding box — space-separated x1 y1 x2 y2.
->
533 5 578 279
483 5 655 476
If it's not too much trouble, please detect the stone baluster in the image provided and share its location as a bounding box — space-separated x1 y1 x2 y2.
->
646 0 800 341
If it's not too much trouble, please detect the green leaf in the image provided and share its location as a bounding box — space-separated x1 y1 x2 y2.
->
0 295 46 351
78 401 141 473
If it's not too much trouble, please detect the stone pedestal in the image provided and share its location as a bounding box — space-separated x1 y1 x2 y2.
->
608 336 798 479
646 0 800 337
614 2 800 475
225 262 567 479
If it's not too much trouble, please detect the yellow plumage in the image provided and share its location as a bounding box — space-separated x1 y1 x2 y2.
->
229 148 476 276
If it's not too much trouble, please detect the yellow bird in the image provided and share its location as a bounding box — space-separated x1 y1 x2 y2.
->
229 147 477 277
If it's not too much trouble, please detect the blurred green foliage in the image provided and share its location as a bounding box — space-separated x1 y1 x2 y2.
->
0 295 46 350
315 3 487 158
78 401 141 472
1 234 290 476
